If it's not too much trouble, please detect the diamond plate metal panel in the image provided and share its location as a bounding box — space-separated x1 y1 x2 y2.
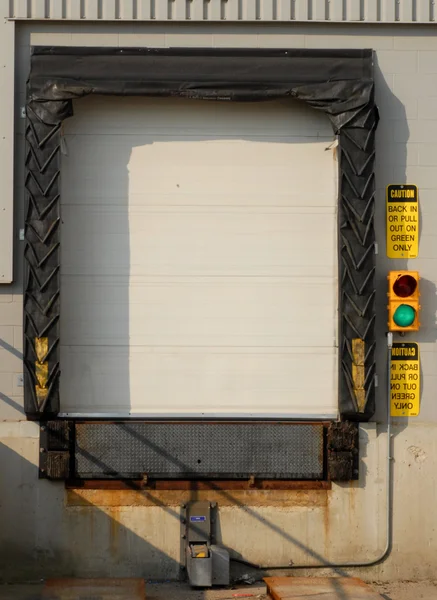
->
75 423 324 479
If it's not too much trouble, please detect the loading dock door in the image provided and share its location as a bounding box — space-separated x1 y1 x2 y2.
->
60 96 338 418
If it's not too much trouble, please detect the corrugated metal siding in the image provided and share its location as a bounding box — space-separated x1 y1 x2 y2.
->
5 0 436 23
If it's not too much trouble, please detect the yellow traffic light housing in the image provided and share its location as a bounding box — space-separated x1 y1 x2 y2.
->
387 271 420 332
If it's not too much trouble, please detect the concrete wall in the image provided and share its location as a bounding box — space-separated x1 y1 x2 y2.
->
0 20 437 582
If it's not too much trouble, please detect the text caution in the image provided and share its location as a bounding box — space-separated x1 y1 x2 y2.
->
390 342 420 417
386 184 418 259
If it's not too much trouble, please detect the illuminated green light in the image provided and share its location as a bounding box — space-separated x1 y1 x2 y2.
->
393 304 416 328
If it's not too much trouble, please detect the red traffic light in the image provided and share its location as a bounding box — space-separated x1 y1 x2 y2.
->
388 271 420 332
392 274 417 298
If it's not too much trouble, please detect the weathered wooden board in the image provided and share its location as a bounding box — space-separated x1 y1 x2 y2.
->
265 577 383 600
42 579 145 599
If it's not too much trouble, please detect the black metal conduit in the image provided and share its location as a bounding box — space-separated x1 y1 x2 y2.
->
229 335 393 571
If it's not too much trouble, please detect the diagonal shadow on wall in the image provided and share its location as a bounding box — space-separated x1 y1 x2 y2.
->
0 441 180 583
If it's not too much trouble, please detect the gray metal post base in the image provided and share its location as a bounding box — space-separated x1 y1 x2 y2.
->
182 502 230 587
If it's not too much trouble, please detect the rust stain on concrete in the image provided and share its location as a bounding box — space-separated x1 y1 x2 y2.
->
67 489 328 509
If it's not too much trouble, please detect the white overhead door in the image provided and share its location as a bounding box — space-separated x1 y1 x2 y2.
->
60 96 338 418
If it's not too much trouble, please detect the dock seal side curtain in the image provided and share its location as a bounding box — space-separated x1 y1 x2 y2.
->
24 47 379 421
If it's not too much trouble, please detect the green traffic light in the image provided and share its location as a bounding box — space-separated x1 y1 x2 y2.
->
393 304 416 328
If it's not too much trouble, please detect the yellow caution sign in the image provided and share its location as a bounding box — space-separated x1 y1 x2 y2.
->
386 184 418 259
390 342 420 417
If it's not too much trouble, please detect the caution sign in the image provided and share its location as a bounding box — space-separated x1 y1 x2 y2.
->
390 342 420 417
386 184 419 259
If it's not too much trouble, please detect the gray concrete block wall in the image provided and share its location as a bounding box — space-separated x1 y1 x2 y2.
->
0 20 437 581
